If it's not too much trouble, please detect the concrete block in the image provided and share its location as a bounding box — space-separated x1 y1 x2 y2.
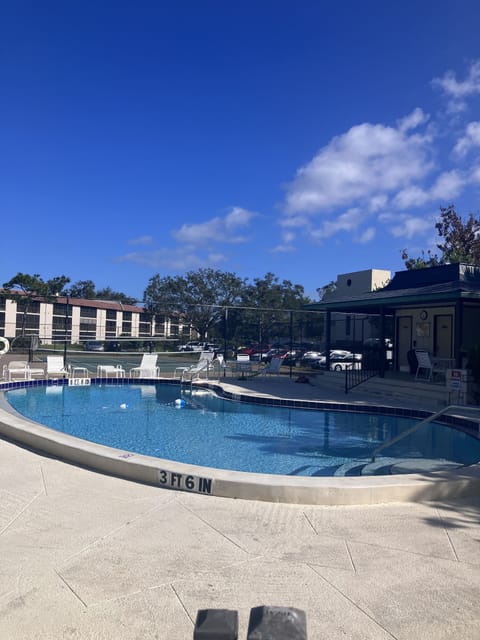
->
194 608 238 639
247 606 307 639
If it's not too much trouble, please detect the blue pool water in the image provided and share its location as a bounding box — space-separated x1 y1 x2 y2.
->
6 384 480 476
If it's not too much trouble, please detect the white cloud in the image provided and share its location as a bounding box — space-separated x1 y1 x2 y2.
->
270 243 296 254
279 214 310 229
392 186 429 209
172 206 256 245
470 165 480 183
429 170 465 200
282 231 296 244
397 107 430 133
310 208 364 241
270 230 297 253
369 194 389 212
117 206 256 271
432 60 480 112
117 247 227 270
392 170 465 209
284 109 433 216
128 235 154 245
357 227 376 243
380 213 433 239
454 121 480 156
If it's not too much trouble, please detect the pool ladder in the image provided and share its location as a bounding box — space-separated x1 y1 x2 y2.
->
371 405 480 462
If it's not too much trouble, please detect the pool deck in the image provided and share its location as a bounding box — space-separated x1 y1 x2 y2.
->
1 375 480 638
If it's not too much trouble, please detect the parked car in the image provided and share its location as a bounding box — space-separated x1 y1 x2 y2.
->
300 350 325 367
236 344 271 361
105 341 122 352
177 341 205 352
261 348 288 362
84 341 105 352
312 350 362 371
282 349 305 366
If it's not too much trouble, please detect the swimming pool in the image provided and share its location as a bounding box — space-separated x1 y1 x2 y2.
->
5 383 480 477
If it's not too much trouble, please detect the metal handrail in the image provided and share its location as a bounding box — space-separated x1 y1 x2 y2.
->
344 348 386 394
344 365 378 393
371 405 480 462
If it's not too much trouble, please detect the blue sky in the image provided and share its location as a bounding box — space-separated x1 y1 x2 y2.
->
2 1 480 301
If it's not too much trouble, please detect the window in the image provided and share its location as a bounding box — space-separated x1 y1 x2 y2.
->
122 311 132 336
80 306 97 319
17 300 41 313
78 307 97 339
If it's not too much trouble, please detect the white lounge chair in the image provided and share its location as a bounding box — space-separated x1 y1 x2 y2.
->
259 356 283 376
231 353 252 376
3 360 31 381
46 356 69 379
181 351 214 382
129 353 160 378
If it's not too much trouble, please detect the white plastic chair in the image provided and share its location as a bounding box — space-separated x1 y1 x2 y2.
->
46 356 69 378
97 364 126 378
414 350 433 381
211 353 227 379
3 360 31 381
232 353 252 376
129 354 160 378
259 356 283 376
181 351 214 382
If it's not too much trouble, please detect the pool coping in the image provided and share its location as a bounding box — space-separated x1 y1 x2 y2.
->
1 377 480 505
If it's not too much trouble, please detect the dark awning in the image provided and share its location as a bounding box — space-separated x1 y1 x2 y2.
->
307 281 480 315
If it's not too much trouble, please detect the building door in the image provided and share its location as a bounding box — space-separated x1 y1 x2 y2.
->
396 315 412 372
434 314 453 358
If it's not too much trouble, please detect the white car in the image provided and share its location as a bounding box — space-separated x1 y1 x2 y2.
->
300 350 325 366
177 341 207 352
314 350 362 371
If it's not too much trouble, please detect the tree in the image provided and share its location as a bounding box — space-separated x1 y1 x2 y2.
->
400 249 441 270
143 268 246 338
435 204 480 264
239 273 313 345
69 280 96 299
95 287 137 305
317 280 336 300
2 272 70 335
402 205 480 269
69 280 137 305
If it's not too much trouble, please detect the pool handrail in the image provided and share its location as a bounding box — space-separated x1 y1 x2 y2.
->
371 404 480 462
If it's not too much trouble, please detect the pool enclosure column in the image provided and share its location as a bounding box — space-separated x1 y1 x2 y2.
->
454 299 463 368
379 306 386 378
325 310 331 370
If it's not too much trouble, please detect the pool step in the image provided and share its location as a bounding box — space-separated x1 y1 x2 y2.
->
334 457 399 476
334 456 464 477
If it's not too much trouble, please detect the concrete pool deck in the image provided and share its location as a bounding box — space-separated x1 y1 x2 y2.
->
1 375 480 637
